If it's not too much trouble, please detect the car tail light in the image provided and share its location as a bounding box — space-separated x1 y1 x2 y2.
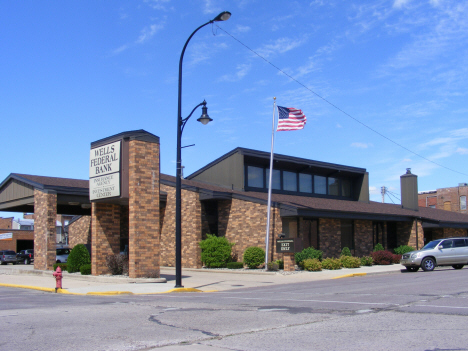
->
29 254 31 258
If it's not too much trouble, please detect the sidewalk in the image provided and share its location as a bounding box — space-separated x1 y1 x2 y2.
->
0 263 404 296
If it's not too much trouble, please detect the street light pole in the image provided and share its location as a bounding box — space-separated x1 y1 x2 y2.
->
175 11 231 288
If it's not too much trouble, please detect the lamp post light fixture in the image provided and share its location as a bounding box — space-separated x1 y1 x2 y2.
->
175 11 231 288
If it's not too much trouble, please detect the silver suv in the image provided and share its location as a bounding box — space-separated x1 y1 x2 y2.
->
400 237 468 272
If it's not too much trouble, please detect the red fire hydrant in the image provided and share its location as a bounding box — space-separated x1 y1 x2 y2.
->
53 266 62 293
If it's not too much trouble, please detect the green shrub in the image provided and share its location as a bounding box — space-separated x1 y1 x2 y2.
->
199 234 235 268
341 256 361 268
340 247 352 257
322 258 342 270
53 263 67 271
360 256 373 266
303 258 322 271
267 261 279 271
371 250 394 265
67 244 91 273
226 262 244 269
106 254 129 275
394 245 415 255
295 247 323 268
80 264 91 275
373 243 385 252
276 259 284 270
243 246 265 269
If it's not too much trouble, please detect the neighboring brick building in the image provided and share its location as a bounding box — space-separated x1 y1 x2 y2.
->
419 184 468 214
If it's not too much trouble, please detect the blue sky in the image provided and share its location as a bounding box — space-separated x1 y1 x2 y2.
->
1 0 467 218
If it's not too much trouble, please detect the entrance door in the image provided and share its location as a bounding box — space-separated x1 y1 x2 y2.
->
302 219 318 249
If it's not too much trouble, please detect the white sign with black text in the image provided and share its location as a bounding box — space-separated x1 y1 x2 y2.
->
89 141 121 201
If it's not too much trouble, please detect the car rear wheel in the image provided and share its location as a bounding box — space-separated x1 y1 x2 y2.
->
421 257 435 271
452 264 464 270
406 266 419 272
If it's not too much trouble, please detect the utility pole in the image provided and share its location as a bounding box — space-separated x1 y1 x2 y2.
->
381 186 387 203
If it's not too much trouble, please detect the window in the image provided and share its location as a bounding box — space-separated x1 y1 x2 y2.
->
266 169 281 190
314 175 327 194
283 171 297 192
342 179 351 197
247 166 263 188
299 173 312 193
453 239 467 248
341 219 354 250
328 177 339 196
460 196 467 211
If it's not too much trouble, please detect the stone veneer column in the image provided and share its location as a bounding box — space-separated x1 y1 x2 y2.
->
33 189 57 270
128 139 160 278
91 203 120 275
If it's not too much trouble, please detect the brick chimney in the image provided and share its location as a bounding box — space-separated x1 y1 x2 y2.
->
400 168 419 211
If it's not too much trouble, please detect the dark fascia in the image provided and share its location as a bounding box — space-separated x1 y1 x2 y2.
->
91 129 160 148
422 221 468 229
186 147 367 180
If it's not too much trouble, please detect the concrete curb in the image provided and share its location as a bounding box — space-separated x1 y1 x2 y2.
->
332 273 367 279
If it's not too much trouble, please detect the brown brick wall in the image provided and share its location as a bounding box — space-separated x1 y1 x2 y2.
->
128 139 160 278
0 229 34 251
33 189 57 270
397 220 424 250
319 218 341 258
442 227 468 238
0 217 14 229
91 203 121 275
160 184 202 268
68 216 92 248
354 220 373 257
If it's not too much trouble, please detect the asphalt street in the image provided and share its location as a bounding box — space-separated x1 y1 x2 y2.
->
1 267 468 350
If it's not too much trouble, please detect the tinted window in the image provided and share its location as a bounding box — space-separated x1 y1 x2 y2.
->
342 179 351 197
247 166 263 188
453 239 467 248
441 239 453 248
283 171 297 192
299 173 312 193
461 196 467 211
5 251 15 255
266 169 281 190
314 175 326 194
328 177 339 196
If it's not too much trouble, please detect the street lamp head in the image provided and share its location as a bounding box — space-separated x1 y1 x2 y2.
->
213 11 231 22
197 100 212 125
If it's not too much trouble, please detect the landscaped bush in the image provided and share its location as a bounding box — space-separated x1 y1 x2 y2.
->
392 254 402 264
360 256 373 266
267 261 279 271
371 250 394 265
276 259 284 270
80 264 91 275
394 245 415 255
53 263 67 271
67 244 91 273
341 256 361 268
321 258 342 270
303 258 322 271
106 254 129 275
295 247 323 268
243 246 265 269
373 243 385 252
226 262 244 269
340 247 352 257
199 234 235 268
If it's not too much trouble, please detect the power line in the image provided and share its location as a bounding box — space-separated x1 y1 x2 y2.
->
215 24 468 177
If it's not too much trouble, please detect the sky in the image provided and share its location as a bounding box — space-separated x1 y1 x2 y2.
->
1 0 468 219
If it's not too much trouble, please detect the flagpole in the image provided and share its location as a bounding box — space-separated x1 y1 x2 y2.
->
265 97 276 268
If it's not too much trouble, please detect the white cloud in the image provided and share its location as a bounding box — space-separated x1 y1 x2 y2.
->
219 64 251 82
112 44 129 55
256 37 307 58
136 23 164 44
351 142 372 148
202 0 220 14
234 25 251 34
144 0 172 11
393 0 411 9
456 147 468 155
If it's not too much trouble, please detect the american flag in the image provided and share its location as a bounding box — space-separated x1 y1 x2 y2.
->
276 106 306 131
